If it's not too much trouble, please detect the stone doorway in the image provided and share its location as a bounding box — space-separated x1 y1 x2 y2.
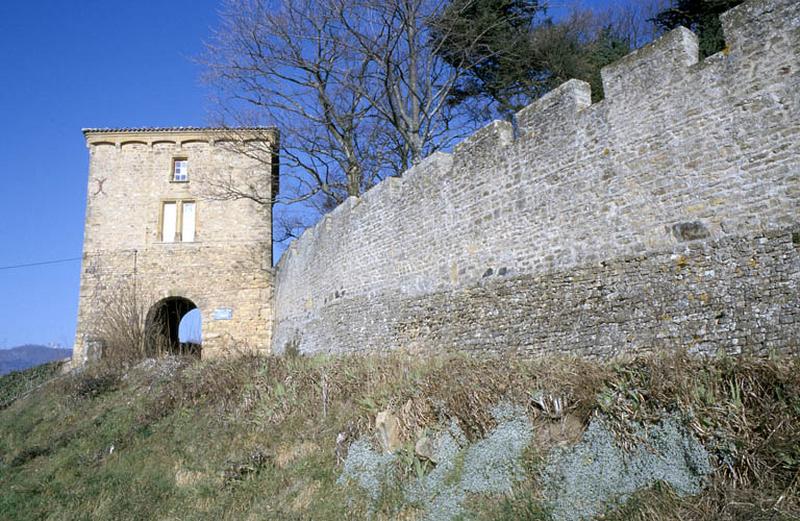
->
146 297 202 357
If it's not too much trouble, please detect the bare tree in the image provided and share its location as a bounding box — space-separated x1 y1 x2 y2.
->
333 0 481 171
591 0 668 48
204 0 502 246
90 280 166 366
206 0 393 215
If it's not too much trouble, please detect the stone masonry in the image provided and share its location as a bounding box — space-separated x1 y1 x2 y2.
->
73 0 798 365
72 128 278 364
273 0 800 357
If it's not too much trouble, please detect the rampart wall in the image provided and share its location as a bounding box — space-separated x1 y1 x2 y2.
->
273 0 800 357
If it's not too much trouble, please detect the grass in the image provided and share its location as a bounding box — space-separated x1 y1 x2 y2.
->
0 349 798 520
0 360 65 410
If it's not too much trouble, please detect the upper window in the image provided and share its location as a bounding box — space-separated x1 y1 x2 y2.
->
172 158 188 182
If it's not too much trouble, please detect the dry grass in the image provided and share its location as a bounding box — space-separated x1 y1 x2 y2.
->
596 352 800 490
234 349 800 519
88 281 162 367
182 348 798 514
2 347 798 520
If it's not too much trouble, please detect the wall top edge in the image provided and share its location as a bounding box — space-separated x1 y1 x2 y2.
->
82 126 277 134
83 127 279 144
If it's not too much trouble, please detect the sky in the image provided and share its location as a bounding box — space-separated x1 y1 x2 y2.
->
0 0 219 348
0 0 646 349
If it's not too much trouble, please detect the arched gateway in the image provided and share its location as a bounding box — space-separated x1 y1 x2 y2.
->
146 297 202 357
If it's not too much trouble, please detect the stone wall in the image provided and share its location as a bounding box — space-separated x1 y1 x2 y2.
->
273 0 800 356
73 128 277 364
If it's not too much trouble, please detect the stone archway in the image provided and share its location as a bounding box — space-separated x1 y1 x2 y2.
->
146 297 202 357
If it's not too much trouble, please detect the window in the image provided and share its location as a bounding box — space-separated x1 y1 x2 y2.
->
172 158 188 182
182 201 196 242
161 200 196 242
162 202 177 242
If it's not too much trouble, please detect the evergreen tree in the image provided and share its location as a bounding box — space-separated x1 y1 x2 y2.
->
431 1 632 121
652 0 745 57
430 0 547 120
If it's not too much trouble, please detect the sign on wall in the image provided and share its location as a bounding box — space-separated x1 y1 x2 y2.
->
212 308 233 321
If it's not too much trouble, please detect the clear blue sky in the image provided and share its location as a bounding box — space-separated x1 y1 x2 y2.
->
0 0 644 349
0 0 218 348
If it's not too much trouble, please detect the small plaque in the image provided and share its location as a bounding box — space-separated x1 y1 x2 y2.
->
212 308 233 320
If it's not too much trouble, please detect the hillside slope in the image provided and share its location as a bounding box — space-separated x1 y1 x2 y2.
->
0 351 798 520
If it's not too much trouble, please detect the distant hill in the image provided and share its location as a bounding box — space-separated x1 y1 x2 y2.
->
0 345 72 376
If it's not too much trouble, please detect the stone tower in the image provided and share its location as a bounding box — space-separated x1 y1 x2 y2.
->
72 127 278 364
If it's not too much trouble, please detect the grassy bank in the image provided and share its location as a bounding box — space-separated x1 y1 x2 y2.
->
0 350 798 520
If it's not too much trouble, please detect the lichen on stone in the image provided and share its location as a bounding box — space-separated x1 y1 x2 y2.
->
339 404 534 521
460 403 533 494
337 439 396 501
541 415 712 521
404 420 469 521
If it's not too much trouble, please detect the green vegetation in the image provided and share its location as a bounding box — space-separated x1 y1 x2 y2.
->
431 0 631 118
0 360 64 410
652 0 746 57
0 350 798 520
